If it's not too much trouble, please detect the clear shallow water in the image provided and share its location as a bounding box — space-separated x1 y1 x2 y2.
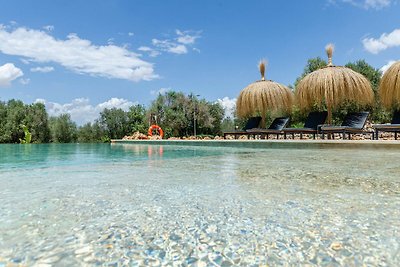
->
0 143 399 266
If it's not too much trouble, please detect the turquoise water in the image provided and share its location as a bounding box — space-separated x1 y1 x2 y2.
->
0 143 399 266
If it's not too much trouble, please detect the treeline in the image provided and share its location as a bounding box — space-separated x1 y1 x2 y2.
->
0 92 225 144
0 58 388 143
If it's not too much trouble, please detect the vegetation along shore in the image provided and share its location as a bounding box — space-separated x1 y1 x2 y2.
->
0 58 393 143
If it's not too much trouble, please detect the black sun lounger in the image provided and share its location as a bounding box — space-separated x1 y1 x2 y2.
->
320 111 374 140
246 117 290 139
282 111 328 139
373 110 400 140
223 116 262 139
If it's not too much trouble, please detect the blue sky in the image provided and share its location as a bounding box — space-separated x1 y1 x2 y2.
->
0 0 399 124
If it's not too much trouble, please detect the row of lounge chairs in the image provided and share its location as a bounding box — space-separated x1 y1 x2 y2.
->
223 111 400 140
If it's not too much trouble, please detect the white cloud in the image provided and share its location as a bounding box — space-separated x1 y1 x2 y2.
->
0 63 23 87
19 78 30 85
20 58 31 64
380 60 398 73
128 32 134 37
107 38 114 45
140 29 201 57
97 97 134 110
43 25 54 32
30 66 54 73
150 87 171 95
364 0 391 8
217 97 236 118
35 97 137 125
152 39 188 54
168 44 188 54
329 0 392 9
138 46 161 57
176 29 201 45
362 29 400 54
0 26 157 82
138 46 151 51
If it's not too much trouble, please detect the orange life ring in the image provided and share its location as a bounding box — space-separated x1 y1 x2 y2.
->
148 125 164 138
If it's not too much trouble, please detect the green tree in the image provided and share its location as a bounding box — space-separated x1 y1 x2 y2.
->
4 99 26 143
77 121 105 143
197 101 224 136
99 108 130 139
0 100 51 143
25 103 51 143
77 122 96 142
127 104 147 133
148 91 188 137
0 101 8 143
49 114 78 143
148 91 225 138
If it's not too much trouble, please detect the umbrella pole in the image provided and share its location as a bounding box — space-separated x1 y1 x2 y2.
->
327 109 332 125
327 108 333 139
261 115 266 129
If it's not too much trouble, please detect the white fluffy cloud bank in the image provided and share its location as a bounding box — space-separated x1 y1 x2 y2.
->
217 97 236 118
0 26 157 82
362 28 400 54
0 63 23 87
35 97 137 125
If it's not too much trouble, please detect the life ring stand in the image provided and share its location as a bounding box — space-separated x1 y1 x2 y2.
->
148 125 164 138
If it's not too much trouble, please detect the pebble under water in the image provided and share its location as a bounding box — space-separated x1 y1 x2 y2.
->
0 143 399 266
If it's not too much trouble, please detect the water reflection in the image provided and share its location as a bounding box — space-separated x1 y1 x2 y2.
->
115 144 224 161
0 144 50 169
118 144 164 160
147 145 164 158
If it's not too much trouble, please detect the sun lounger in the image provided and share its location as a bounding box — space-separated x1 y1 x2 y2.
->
373 110 400 140
223 116 262 139
246 117 290 139
320 111 373 139
282 111 328 139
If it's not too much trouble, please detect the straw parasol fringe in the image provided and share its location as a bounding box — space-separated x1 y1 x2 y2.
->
296 44 374 123
236 61 294 126
379 61 400 110
237 81 293 117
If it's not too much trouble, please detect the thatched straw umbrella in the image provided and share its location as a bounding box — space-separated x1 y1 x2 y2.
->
296 44 374 123
236 61 294 126
379 61 400 110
